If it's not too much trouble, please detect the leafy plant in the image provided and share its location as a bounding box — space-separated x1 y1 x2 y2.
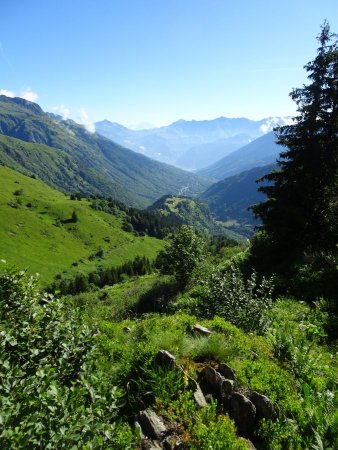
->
0 265 133 448
199 265 274 333
157 225 206 287
168 392 247 449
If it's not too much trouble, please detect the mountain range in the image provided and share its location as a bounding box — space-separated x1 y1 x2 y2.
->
0 96 211 208
0 95 285 237
95 116 289 171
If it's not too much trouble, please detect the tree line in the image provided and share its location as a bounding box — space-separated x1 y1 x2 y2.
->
49 255 153 295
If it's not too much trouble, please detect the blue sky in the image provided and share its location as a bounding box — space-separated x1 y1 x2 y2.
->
1 0 338 128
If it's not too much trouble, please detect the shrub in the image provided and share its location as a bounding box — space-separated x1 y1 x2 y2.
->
0 266 131 448
193 265 274 333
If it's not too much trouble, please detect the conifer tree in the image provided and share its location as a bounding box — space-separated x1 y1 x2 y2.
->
252 22 338 266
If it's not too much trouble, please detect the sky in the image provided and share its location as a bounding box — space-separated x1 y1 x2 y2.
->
1 0 338 129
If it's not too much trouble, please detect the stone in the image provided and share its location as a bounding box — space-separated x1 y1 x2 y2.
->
250 391 277 421
193 324 212 336
185 373 207 407
140 439 163 450
198 365 228 402
162 438 173 450
155 349 176 368
229 393 256 437
148 441 163 450
193 383 208 407
199 366 220 386
137 409 167 440
220 378 234 397
242 439 258 449
218 362 236 380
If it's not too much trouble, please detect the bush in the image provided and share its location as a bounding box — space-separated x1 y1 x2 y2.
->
206 266 274 333
0 266 132 448
176 265 275 333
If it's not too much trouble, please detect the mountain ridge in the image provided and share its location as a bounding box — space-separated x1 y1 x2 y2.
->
200 164 276 236
95 116 290 170
0 96 211 208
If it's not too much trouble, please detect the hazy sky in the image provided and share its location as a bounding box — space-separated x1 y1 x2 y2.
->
1 0 338 128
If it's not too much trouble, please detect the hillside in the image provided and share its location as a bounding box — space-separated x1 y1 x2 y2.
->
0 165 164 284
0 95 211 208
198 132 280 180
0 134 131 201
95 117 289 169
200 164 275 236
148 195 243 240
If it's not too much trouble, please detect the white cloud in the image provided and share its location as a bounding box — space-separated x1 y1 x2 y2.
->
77 108 95 133
259 122 270 134
0 87 40 103
20 88 38 102
259 116 294 134
52 104 70 120
0 88 15 97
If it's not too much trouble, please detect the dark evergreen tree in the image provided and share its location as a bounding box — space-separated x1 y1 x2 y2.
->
252 23 338 268
71 210 79 223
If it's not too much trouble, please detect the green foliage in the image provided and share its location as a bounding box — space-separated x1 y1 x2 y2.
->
0 265 136 448
149 194 244 240
190 404 248 450
64 279 338 450
157 225 206 286
288 253 338 302
168 393 248 449
174 264 274 333
91 196 179 238
71 209 78 223
251 23 338 287
50 255 154 295
261 298 338 449
70 273 168 323
203 266 274 333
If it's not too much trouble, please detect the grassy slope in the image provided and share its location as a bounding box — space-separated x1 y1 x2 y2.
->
0 165 163 284
0 134 129 200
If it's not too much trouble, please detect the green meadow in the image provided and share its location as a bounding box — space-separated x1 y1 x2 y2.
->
0 165 163 284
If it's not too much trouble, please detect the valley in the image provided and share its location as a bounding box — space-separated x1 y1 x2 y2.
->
0 19 337 449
